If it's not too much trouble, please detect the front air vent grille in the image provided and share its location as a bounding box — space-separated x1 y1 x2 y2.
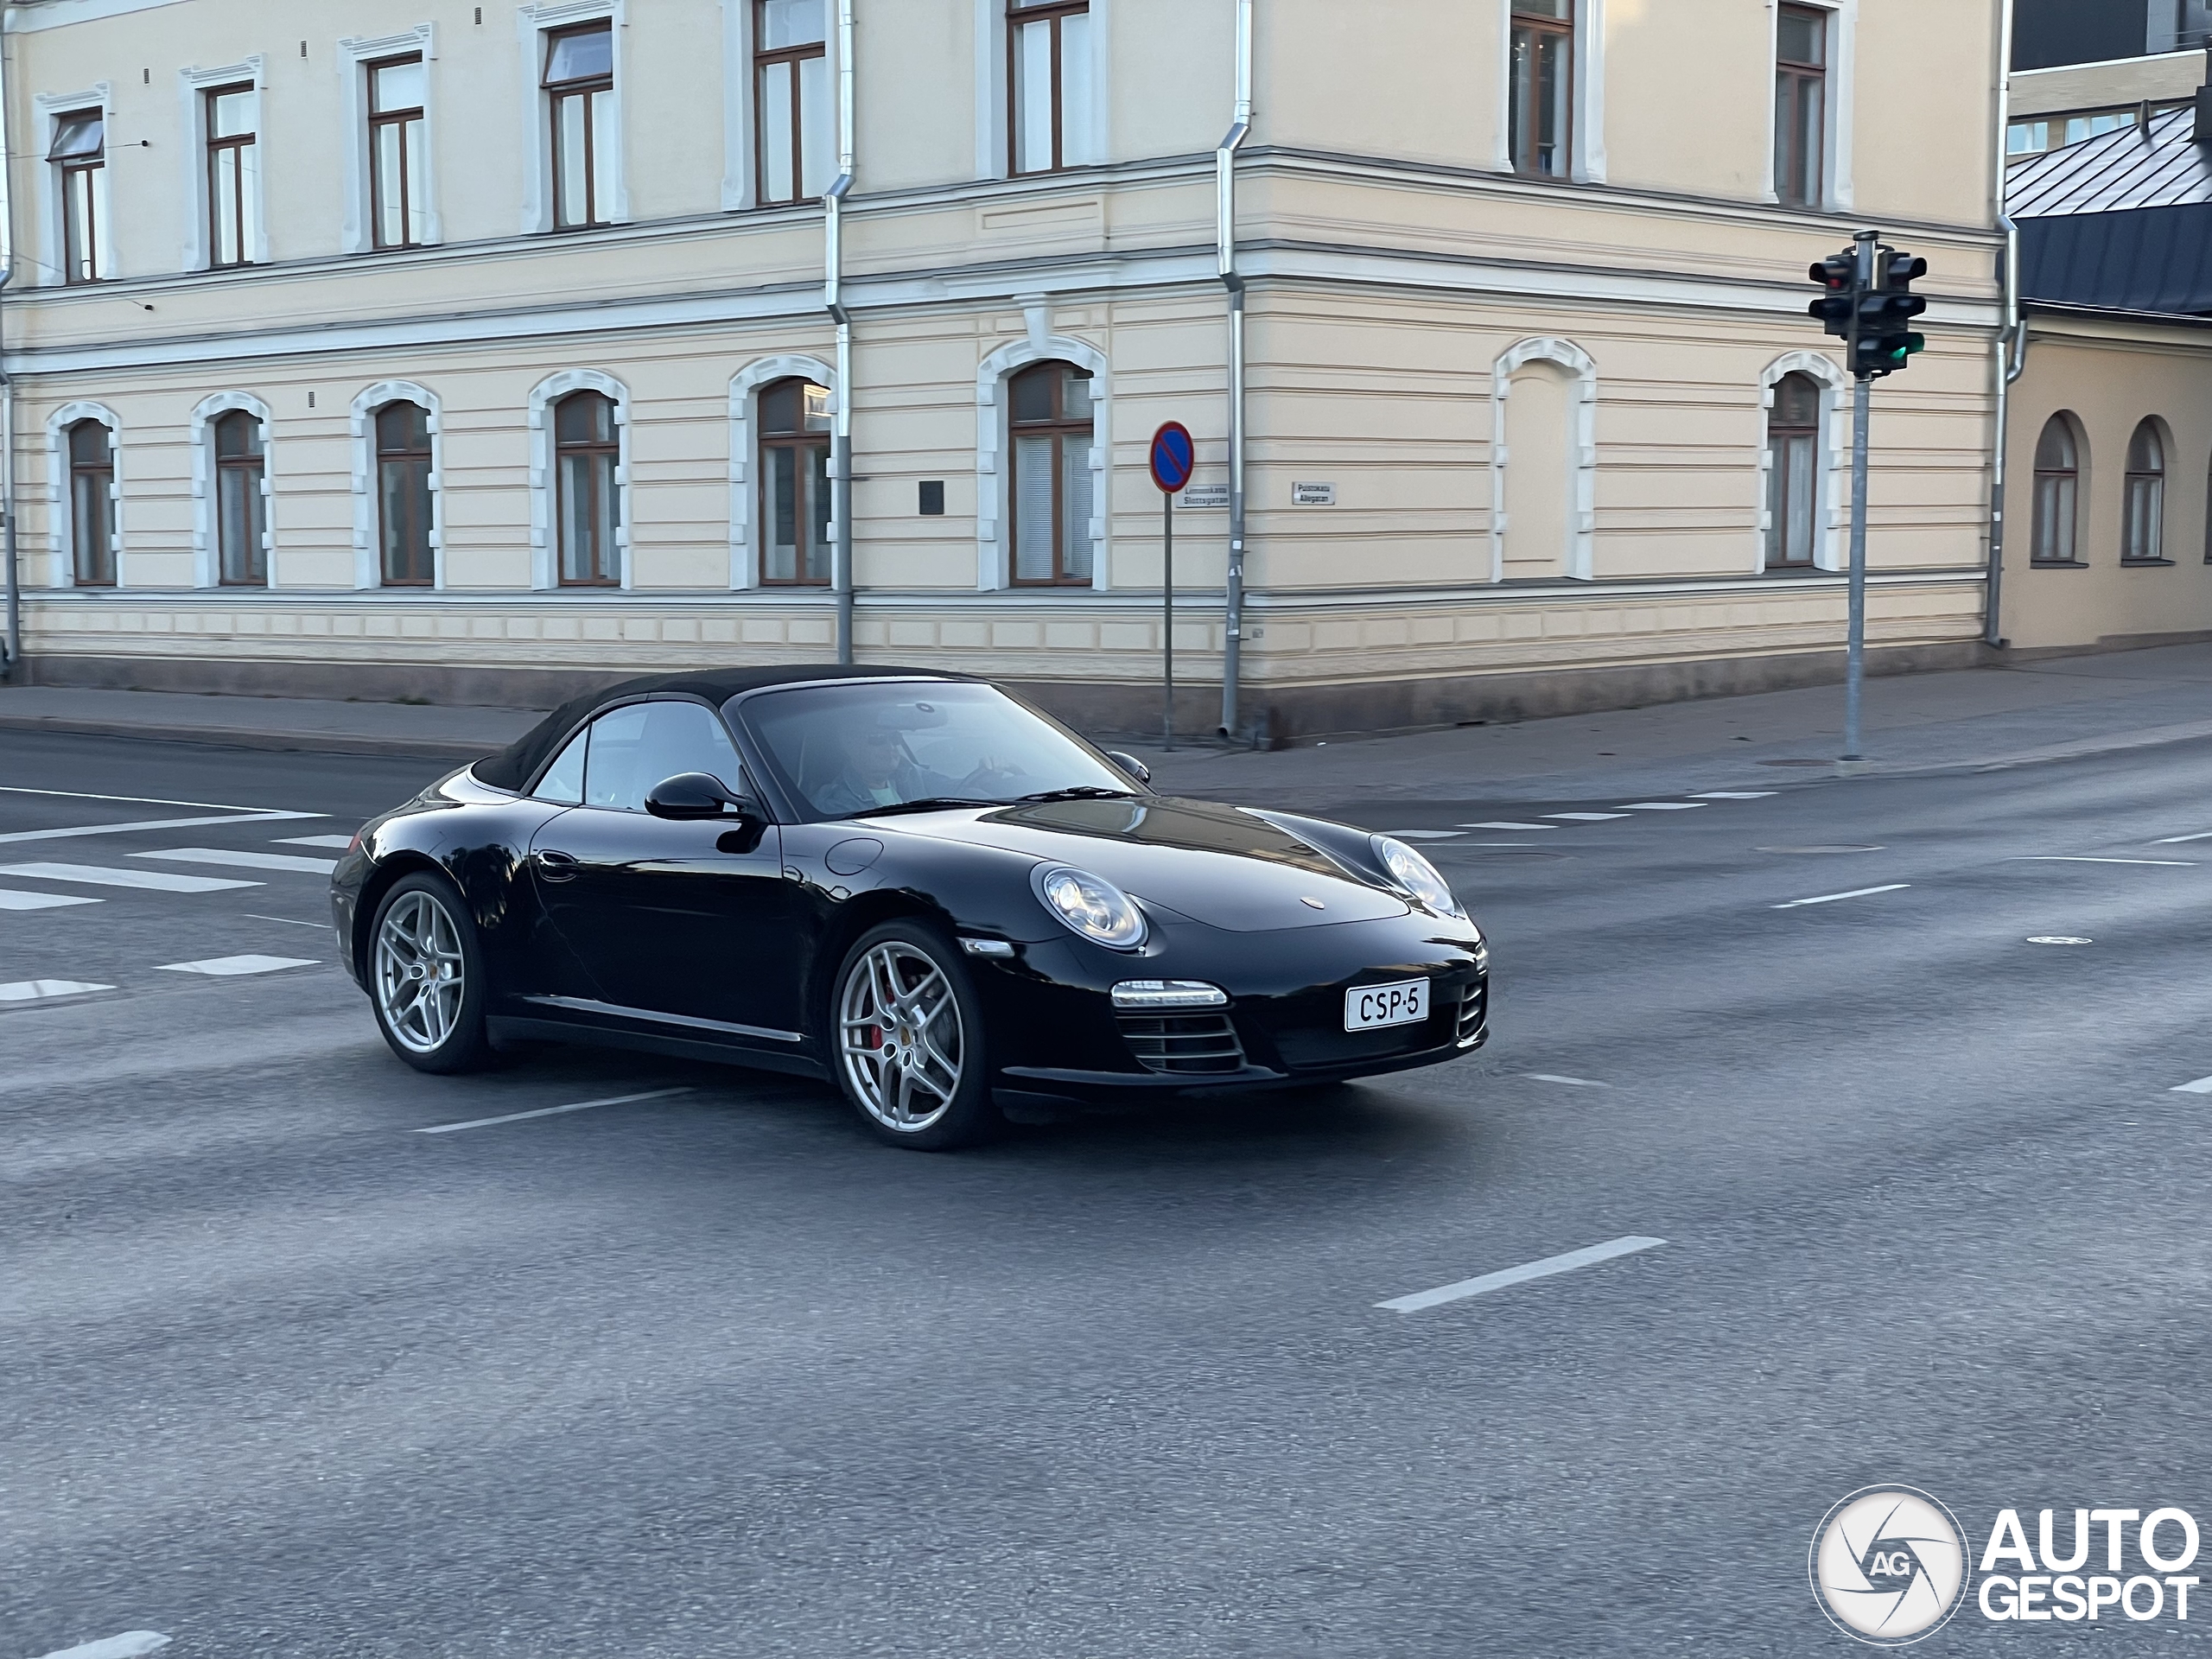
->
1458 981 1488 1045
1118 1012 1246 1076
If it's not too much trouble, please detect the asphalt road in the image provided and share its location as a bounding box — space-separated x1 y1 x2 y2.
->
5 727 2211 1659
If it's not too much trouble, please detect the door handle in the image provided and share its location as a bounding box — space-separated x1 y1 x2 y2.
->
536 849 580 882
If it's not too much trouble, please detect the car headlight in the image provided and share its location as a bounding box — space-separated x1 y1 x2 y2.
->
1370 835 1464 918
1033 865 1147 950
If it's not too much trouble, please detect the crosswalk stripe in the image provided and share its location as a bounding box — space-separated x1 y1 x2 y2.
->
0 888 102 911
0 861 260 892
0 810 321 846
156 954 320 976
1545 812 1632 822
0 979 114 1002
1691 791 1778 799
1617 803 1707 810
132 848 340 875
273 834 358 849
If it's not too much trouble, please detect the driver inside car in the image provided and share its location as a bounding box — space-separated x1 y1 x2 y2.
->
809 711 1013 817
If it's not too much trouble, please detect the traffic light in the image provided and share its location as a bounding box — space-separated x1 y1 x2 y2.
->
1808 251 1856 338
1850 251 1929 378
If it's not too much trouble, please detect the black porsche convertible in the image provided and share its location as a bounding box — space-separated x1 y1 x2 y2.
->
331 666 1489 1148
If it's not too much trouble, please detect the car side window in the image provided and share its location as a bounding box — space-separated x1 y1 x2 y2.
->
532 728 589 804
582 700 746 813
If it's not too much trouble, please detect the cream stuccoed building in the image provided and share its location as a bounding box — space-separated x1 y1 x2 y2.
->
0 0 2010 741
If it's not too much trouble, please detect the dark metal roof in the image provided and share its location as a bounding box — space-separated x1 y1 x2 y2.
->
2007 105 2212 217
2018 202 2212 310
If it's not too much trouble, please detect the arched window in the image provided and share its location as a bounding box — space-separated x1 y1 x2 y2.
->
67 418 115 586
376 402 434 586
2030 413 2081 565
554 390 620 585
1764 372 1821 569
759 377 830 585
1008 359 1094 585
2123 419 2166 564
213 409 268 585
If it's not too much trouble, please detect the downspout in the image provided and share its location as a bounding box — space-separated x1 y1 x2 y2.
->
0 9 18 683
1984 0 2023 651
825 0 855 664
1215 0 1251 739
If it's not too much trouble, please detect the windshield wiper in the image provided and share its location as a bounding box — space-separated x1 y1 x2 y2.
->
1014 786 1140 803
844 797 1006 818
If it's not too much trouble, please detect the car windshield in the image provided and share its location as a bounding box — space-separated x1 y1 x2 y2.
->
741 681 1135 820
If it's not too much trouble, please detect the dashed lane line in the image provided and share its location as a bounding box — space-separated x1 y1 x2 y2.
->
2153 831 2212 844
0 979 115 1004
2007 856 2197 868
156 955 320 977
1546 812 1632 822
1459 822 1559 831
1772 884 1911 909
415 1086 695 1135
1691 791 1778 799
274 834 358 849
248 913 336 930
1524 1073 1613 1089
0 782 309 812
133 847 340 875
1379 1236 1668 1314
34 1632 171 1659
2171 1077 2212 1095
0 861 260 893
1616 802 1707 810
0 809 321 846
0 888 99 911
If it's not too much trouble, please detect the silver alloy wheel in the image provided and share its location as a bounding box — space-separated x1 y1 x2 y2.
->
838 941 965 1133
373 888 467 1054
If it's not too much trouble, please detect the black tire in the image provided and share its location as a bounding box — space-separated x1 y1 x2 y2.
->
365 871 493 1075
830 920 1001 1150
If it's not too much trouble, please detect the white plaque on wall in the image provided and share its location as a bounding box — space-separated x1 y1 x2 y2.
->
1292 482 1337 505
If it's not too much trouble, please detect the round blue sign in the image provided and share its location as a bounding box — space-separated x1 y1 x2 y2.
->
1149 422 1195 493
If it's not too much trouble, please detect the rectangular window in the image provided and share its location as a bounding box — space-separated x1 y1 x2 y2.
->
755 0 831 205
545 22 615 230
1774 5 1827 209
1009 0 1093 175
1509 0 1573 179
51 110 109 284
206 85 258 268
369 56 428 250
68 421 116 587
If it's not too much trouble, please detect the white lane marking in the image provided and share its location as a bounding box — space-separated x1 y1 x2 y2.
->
1616 802 1707 810
156 954 319 977
1379 1236 1668 1314
1545 812 1631 822
274 834 357 849
2007 856 2196 868
1459 822 1559 830
34 1633 172 1659
0 782 309 811
415 1086 694 1135
0 861 261 892
0 979 115 1003
132 847 339 875
1525 1073 1612 1088
1691 791 1777 799
1384 830 1464 841
248 913 334 930
1468 842 1540 848
2152 830 2212 844
1772 884 1911 909
2171 1076 2212 1095
0 888 101 911
0 810 321 847
2027 936 2094 946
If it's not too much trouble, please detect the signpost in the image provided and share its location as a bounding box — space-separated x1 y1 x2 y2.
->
1148 423 1195 750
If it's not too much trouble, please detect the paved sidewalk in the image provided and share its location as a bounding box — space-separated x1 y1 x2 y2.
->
4 645 2211 801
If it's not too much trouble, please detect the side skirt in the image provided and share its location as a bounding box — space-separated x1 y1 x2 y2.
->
486 1015 830 1082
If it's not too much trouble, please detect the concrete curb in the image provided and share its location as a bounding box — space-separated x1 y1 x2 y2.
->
0 713 498 762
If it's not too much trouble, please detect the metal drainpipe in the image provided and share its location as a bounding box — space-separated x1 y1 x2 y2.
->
1984 0 2022 651
0 12 18 683
1215 0 1252 739
826 0 856 664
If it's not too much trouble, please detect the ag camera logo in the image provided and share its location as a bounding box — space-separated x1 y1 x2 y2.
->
1810 1486 1971 1646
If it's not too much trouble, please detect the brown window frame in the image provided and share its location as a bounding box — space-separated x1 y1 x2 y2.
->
213 410 269 588
2122 419 2167 565
1764 373 1822 569
205 83 256 269
1007 360 1096 588
2030 414 2082 566
554 391 622 587
1775 4 1827 210
544 23 614 231
754 1 828 207
54 111 106 285
758 378 832 587
67 419 116 588
1007 0 1089 177
368 54 426 251
1508 2 1574 180
376 402 435 588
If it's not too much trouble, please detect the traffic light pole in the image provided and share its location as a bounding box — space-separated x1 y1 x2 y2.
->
1841 227 1879 763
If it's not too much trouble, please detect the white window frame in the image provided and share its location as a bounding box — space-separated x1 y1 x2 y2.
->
520 0 630 234
35 83 114 288
46 401 123 589
1490 336 1598 583
178 57 267 270
974 0 1113 181
1757 352 1848 573
729 353 838 588
976 326 1110 591
339 26 442 256
351 380 444 591
529 368 632 590
1764 0 1855 212
190 390 276 589
1492 0 1607 184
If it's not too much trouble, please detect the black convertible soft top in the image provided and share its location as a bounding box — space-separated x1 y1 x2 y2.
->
471 664 969 792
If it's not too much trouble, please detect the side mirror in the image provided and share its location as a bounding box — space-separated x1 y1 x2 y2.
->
1104 751 1152 786
645 772 761 822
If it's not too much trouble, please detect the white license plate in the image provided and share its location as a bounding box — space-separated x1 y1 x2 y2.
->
1344 978 1427 1031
